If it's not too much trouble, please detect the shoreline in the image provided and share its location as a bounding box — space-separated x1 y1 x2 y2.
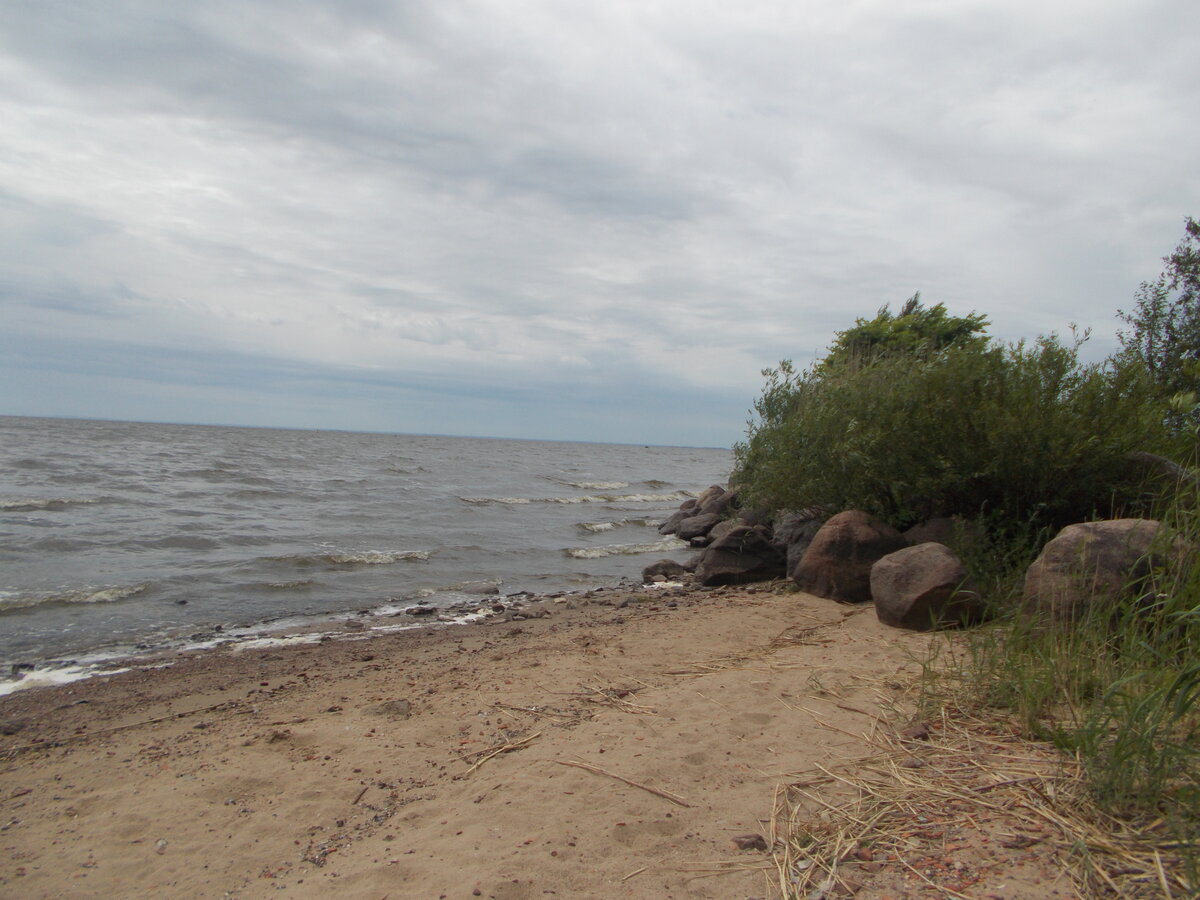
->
1 581 1065 898
0 579 659 697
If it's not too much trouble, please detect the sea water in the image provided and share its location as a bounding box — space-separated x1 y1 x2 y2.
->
0 416 731 686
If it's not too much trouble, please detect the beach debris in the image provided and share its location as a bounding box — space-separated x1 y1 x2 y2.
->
554 758 692 807
732 833 769 851
459 731 541 774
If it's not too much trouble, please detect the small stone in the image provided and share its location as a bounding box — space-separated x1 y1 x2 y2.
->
899 723 931 741
732 833 768 851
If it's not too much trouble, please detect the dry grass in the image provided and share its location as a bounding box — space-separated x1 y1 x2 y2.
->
769 706 1194 899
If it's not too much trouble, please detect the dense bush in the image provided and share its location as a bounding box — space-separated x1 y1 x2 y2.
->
734 332 1171 534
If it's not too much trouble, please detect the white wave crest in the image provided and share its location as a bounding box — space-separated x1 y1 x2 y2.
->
0 583 149 612
564 537 687 559
462 492 692 506
565 481 630 490
577 517 659 533
1 496 103 512
321 550 431 565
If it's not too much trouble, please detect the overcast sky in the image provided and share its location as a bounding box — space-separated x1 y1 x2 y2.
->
2 1 1198 447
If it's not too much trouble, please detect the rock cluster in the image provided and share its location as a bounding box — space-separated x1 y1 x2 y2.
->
649 486 1185 634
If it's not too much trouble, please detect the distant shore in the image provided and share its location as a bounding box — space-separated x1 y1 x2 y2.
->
0 582 1064 898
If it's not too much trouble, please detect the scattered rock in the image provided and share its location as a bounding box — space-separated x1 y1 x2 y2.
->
642 559 688 583
870 542 986 630
794 510 907 603
405 605 437 617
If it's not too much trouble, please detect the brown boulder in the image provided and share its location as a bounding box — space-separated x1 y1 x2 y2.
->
794 510 907 603
676 513 722 541
694 525 786 586
1022 518 1181 620
698 487 740 518
694 485 727 508
871 543 985 630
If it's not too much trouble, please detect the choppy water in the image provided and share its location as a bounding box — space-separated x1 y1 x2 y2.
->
0 416 730 685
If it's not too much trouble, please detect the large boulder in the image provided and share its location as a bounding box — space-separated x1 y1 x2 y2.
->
1023 518 1180 620
694 485 727 508
794 510 908 603
871 543 985 630
676 512 722 541
771 509 827 579
694 525 786 586
657 499 699 535
698 488 740 518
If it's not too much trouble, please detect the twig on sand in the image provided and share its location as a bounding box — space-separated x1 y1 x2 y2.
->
581 683 657 715
493 702 580 720
554 758 692 807
460 731 541 775
622 865 648 882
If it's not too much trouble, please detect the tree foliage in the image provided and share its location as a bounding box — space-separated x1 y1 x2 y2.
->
735 307 1169 535
820 292 989 371
1117 217 1200 431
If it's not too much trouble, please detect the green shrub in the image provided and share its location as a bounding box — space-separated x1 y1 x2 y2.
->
734 333 1171 535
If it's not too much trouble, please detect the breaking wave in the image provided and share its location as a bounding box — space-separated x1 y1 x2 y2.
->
563 481 630 490
270 549 432 567
577 517 659 533
563 538 687 559
0 583 149 613
462 492 692 506
1 496 106 512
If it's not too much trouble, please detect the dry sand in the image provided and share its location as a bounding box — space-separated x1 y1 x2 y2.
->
1 583 1076 899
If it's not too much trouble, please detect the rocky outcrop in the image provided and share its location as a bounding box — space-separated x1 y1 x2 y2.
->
794 510 908 603
1022 518 1179 620
694 525 786 586
871 543 985 630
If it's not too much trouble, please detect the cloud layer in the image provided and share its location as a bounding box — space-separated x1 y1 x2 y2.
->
2 0 1198 445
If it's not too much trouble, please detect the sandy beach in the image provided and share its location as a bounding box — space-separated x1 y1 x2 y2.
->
1 583 1074 899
